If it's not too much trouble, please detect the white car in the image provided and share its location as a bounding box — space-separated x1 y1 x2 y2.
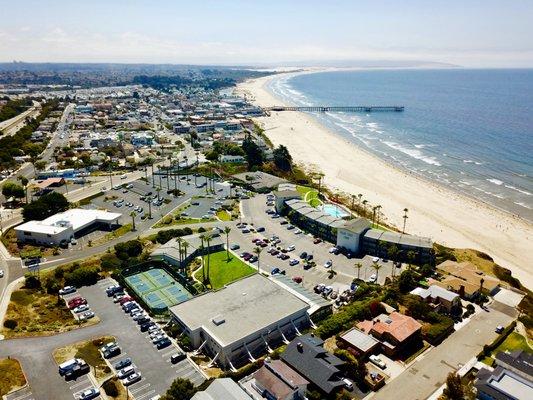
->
372 257 380 263
59 286 76 295
368 274 377 283
117 365 135 379
0 270 4 278
287 245 296 251
123 372 141 386
369 355 386 369
73 304 90 313
324 260 333 268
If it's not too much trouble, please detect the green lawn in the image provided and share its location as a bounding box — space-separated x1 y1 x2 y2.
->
198 250 256 289
216 210 232 221
297 185 322 207
494 332 532 354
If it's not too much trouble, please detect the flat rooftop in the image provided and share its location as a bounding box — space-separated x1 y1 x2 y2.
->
169 274 309 347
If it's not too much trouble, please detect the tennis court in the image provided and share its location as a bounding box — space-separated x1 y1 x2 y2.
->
124 268 192 312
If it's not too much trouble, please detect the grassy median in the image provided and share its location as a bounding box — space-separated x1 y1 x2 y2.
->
0 358 27 396
53 336 115 383
196 250 256 289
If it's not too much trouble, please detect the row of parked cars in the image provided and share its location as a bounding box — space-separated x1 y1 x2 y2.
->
60 286 95 321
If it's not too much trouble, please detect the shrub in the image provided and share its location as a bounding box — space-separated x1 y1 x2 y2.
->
24 273 41 289
102 379 119 397
4 319 18 330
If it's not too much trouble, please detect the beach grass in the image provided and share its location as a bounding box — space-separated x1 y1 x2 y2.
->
0 358 26 396
197 250 256 289
1 288 94 338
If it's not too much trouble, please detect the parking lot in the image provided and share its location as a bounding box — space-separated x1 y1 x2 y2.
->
233 194 402 293
81 278 205 398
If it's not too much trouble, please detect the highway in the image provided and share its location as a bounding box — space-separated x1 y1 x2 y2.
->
0 100 41 136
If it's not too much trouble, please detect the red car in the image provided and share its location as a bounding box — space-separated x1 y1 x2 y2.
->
313 238 322 244
252 238 261 243
68 298 87 309
292 276 303 284
119 296 133 305
259 242 268 248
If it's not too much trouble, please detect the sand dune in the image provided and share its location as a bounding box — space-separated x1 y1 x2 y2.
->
236 72 533 290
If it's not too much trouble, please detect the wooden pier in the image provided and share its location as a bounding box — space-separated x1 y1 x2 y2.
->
266 106 404 112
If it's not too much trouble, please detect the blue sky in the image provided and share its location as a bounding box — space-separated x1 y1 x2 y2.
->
0 0 532 66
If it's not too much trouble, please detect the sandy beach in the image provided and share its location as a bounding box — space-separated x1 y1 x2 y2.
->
236 72 533 290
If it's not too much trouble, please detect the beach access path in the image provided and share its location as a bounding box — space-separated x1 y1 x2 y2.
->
236 72 533 289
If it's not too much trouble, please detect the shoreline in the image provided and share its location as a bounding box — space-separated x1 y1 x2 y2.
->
235 70 533 290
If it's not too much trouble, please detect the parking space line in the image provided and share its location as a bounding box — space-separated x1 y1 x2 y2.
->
160 349 175 358
72 386 94 397
9 392 33 400
69 378 90 390
130 383 150 395
135 389 156 400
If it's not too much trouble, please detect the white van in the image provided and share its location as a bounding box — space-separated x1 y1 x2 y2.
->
58 358 81 375
117 365 135 379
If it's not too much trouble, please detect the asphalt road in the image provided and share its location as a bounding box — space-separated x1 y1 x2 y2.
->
370 301 517 400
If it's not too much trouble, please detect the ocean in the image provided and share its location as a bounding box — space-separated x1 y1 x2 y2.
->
267 69 533 222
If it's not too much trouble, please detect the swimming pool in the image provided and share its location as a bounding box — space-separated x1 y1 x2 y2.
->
320 204 349 218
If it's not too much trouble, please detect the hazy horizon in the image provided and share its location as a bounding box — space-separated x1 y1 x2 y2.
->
1 0 532 68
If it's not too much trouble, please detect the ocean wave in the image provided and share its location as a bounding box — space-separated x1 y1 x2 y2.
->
505 184 532 196
382 141 442 166
487 178 503 186
463 159 484 165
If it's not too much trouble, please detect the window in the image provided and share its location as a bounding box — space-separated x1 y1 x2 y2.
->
24 231 32 236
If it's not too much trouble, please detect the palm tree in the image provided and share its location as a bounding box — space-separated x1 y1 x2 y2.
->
375 205 382 227
182 240 190 266
372 206 377 227
204 234 213 285
479 277 485 294
223 227 231 261
355 262 363 280
371 262 382 283
351 194 356 211
362 200 368 218
130 211 137 231
387 244 399 278
357 193 363 208
199 234 206 282
402 208 409 233
406 250 416 269
253 246 262 272
176 237 183 264
156 187 161 201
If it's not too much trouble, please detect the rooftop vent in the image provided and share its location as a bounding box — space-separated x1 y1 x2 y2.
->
211 315 225 326
296 342 303 352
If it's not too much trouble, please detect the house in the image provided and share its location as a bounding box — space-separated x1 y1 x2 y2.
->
339 327 380 358
280 334 345 395
169 274 310 370
247 359 309 400
410 285 462 314
15 208 121 246
436 260 501 299
357 312 422 357
191 378 252 400
475 351 533 400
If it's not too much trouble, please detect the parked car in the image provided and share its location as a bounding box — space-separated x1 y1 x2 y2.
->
230 244 240 250
329 247 340 254
292 276 303 284
367 274 377 283
342 378 353 391
140 321 156 332
289 259 300 266
0 269 4 278
59 286 76 295
170 351 187 364
100 342 118 353
324 260 333 268
106 285 123 296
114 358 132 370
256 227 265 232
314 284 326 293
299 252 308 259
313 238 322 244
271 267 281 275
103 346 121 359
113 294 126 303
123 372 142 386
73 304 90 313
369 355 386 369
372 257 380 263
322 286 333 297
156 338 171 349
78 311 95 321
78 388 100 400
287 245 296 251
495 325 504 334
117 366 135 379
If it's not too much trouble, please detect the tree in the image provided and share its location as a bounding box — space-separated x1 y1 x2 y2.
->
402 208 409 233
198 234 206 282
371 261 382 283
2 181 25 200
204 234 212 285
253 246 262 272
223 226 231 261
354 262 363 280
22 192 69 221
130 211 137 231
114 240 143 260
398 270 417 293
442 373 464 400
182 240 189 263
161 378 198 400
273 145 292 171
242 136 264 170
403 294 432 319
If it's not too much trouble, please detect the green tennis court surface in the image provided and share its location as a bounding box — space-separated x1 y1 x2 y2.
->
125 268 192 312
